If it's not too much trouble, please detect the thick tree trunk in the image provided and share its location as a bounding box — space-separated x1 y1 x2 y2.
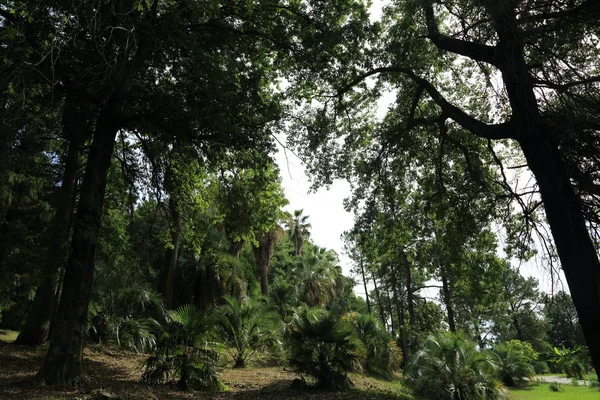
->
520 137 600 378
38 101 120 386
161 196 181 309
16 97 84 345
194 262 221 311
440 263 456 333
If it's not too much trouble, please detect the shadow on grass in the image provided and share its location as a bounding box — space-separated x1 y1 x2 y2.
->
221 379 412 400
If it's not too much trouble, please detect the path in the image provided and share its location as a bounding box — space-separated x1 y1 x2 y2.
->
535 375 586 385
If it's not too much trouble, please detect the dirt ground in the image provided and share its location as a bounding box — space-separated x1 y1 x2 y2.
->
0 334 412 400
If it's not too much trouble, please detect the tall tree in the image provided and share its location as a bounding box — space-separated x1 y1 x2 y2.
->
286 209 311 256
253 225 285 296
291 0 600 377
15 96 87 345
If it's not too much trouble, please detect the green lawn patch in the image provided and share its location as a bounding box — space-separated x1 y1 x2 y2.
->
0 329 18 343
509 382 600 400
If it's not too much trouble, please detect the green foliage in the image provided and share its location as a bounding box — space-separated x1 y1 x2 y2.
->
287 308 364 391
89 260 165 353
533 360 550 375
142 305 222 391
490 340 536 387
406 332 507 400
344 312 401 378
217 296 280 368
544 292 586 349
549 382 563 392
268 279 300 320
295 246 340 307
552 346 585 380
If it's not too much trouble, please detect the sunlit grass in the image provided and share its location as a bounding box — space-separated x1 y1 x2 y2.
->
0 329 18 343
509 382 600 399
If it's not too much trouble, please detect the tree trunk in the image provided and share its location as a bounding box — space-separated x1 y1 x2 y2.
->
391 274 407 358
253 228 282 297
38 101 120 386
16 97 84 345
402 252 415 328
358 256 371 314
371 271 386 328
520 137 600 378
228 239 244 258
385 291 395 337
440 263 456 333
161 196 181 309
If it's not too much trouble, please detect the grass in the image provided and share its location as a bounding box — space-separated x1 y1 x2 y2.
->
509 382 600 400
0 329 18 343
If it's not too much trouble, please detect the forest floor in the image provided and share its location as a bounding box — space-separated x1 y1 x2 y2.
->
0 330 413 400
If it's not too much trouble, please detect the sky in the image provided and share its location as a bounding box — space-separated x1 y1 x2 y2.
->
271 0 569 298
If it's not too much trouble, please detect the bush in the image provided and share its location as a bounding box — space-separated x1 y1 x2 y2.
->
552 346 585 379
88 266 165 353
491 340 536 387
344 312 402 378
533 360 550 374
406 332 507 400
217 296 280 368
549 382 562 392
142 305 223 391
287 308 364 390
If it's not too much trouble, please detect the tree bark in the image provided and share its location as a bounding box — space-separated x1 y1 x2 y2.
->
161 195 181 309
520 137 600 377
371 270 386 328
38 100 120 386
16 97 84 345
440 263 456 333
402 252 415 328
253 229 281 297
228 239 244 258
358 255 371 314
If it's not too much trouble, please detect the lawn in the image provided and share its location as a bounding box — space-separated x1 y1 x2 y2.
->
0 330 18 343
509 382 600 400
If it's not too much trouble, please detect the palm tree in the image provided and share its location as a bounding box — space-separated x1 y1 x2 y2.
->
406 332 507 400
490 341 535 387
253 225 285 296
295 246 338 307
287 308 364 390
142 304 222 391
286 209 311 256
217 296 279 368
87 264 165 353
345 312 402 377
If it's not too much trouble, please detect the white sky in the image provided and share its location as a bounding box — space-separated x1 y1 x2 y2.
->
272 0 567 298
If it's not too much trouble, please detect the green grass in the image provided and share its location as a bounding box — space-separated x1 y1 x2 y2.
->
509 382 600 399
0 329 18 343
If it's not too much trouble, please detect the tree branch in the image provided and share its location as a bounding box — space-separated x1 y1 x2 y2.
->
424 5 503 68
339 66 513 140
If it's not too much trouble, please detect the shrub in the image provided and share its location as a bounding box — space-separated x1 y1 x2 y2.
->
217 296 280 368
142 305 223 391
549 382 562 392
552 346 585 379
533 360 550 374
344 312 402 378
89 267 165 353
287 308 364 390
405 332 507 400
491 340 536 387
